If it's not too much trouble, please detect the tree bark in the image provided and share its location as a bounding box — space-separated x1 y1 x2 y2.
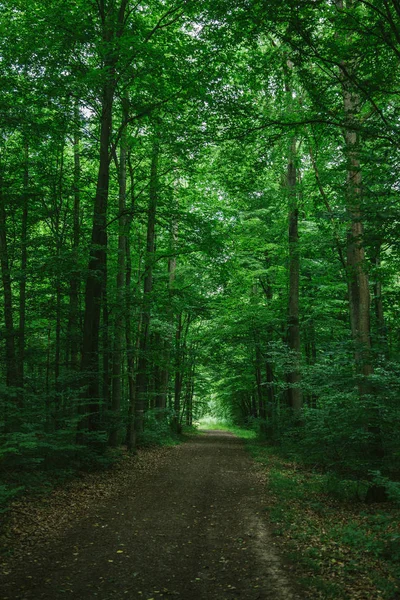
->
18 141 29 393
134 141 159 439
286 137 302 412
79 1 128 436
109 96 128 447
157 215 178 414
68 104 81 375
125 153 137 451
0 180 20 411
337 0 373 379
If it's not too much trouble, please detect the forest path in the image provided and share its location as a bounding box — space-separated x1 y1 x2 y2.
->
1 431 299 600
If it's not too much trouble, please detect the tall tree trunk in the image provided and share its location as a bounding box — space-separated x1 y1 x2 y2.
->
134 141 159 440
109 97 128 447
54 143 64 406
372 249 387 356
0 181 20 416
102 277 110 414
336 0 373 380
18 141 29 394
172 311 183 433
125 153 137 450
80 80 113 433
255 348 267 437
173 312 191 433
157 216 178 414
79 0 128 437
260 253 276 421
68 105 81 374
343 104 372 379
286 137 302 412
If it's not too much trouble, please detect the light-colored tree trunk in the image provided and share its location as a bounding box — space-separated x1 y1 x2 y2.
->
286 137 302 412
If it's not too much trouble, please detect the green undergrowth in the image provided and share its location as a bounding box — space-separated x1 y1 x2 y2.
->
0 413 191 514
238 435 400 599
0 431 119 514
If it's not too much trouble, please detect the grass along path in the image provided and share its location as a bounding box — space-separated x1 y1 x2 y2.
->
214 422 400 600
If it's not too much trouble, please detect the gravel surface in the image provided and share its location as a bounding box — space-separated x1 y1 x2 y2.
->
0 431 299 600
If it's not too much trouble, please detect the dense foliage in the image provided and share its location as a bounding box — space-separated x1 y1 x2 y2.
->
1 0 400 505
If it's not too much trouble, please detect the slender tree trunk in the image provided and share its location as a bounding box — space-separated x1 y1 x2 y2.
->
265 361 275 411
172 312 183 433
157 214 179 414
260 253 276 422
80 77 113 433
68 105 81 374
134 141 159 439
126 315 141 450
125 154 137 450
54 144 64 405
45 325 52 431
255 352 267 437
185 358 195 426
372 250 388 356
0 182 20 415
18 141 29 394
102 278 110 414
109 97 128 447
286 137 302 412
153 332 164 410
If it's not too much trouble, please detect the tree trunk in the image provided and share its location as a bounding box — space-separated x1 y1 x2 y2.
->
134 141 159 439
336 0 373 380
286 137 302 412
172 312 183 433
0 181 20 414
255 355 267 438
79 0 128 438
54 143 64 407
125 153 137 451
372 250 388 356
109 97 128 447
80 78 114 433
157 217 178 414
68 105 81 375
18 141 29 394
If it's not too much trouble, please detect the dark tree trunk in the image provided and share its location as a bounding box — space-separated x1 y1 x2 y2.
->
79 0 128 438
109 97 128 447
18 141 29 394
125 154 137 451
80 78 114 433
157 216 178 415
0 183 20 415
68 105 81 375
134 142 159 440
172 312 183 433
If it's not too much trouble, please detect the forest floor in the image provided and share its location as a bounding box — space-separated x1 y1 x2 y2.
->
0 431 300 600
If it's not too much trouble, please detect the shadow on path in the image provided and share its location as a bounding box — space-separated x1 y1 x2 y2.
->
1 432 299 600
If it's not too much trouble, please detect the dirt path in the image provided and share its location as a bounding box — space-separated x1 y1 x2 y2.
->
1 431 299 600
